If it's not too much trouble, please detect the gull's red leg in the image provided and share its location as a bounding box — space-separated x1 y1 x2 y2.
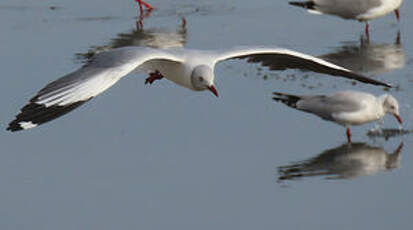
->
136 0 153 11
364 22 370 41
346 127 352 143
395 9 400 22
145 70 164 85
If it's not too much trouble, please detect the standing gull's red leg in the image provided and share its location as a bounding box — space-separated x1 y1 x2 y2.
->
395 9 400 22
364 22 370 41
346 127 352 143
136 0 153 13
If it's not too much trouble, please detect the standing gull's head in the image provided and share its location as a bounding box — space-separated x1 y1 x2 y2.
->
190 65 218 97
381 94 402 124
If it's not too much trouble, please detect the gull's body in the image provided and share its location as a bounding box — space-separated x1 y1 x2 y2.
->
289 0 403 38
8 46 389 132
273 90 402 142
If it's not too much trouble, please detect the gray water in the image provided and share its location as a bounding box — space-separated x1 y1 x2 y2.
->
1 0 413 229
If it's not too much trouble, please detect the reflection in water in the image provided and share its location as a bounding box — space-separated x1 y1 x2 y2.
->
367 128 413 140
278 142 403 182
76 18 187 62
319 32 404 75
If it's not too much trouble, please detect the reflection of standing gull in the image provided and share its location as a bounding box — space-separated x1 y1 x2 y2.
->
76 19 187 62
278 142 403 181
320 33 404 75
289 0 403 38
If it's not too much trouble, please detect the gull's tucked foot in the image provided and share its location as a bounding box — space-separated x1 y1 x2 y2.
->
145 70 164 85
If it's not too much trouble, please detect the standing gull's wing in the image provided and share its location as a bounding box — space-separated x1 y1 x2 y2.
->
272 91 364 121
295 94 364 120
212 46 391 87
7 47 184 132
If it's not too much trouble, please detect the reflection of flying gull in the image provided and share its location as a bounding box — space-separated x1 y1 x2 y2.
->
273 90 402 143
8 46 389 131
320 33 404 75
289 0 403 38
278 142 403 181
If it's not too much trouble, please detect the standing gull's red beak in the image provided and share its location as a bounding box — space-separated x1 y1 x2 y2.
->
207 85 218 97
394 114 402 124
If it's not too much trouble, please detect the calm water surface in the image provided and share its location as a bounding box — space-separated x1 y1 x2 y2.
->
1 0 413 229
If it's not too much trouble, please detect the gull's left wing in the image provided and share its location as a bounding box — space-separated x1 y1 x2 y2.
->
212 46 391 87
7 47 185 132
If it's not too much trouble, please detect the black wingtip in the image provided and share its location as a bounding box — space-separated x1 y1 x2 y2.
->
7 99 90 132
6 122 24 132
289 1 316 9
347 71 392 88
272 91 301 108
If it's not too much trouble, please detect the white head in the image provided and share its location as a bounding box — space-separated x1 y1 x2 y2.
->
381 94 402 124
190 65 218 97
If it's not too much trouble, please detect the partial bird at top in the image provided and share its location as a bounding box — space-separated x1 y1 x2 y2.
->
289 0 403 39
8 46 390 132
76 18 187 62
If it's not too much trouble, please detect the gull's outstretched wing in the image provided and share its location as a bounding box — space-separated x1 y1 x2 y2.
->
7 47 184 132
213 46 391 87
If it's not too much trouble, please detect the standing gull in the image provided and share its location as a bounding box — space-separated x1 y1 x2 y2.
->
289 0 403 38
272 90 402 142
7 46 390 132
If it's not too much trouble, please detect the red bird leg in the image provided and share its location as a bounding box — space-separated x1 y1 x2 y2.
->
136 0 153 12
395 9 400 22
346 127 352 143
364 22 370 41
145 70 164 85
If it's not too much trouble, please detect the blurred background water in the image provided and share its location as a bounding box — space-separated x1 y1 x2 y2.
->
1 0 413 229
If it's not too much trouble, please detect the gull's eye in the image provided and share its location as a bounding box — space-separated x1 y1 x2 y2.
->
198 76 204 82
390 105 395 110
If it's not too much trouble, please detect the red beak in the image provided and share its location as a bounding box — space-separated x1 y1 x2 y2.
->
394 114 402 124
207 85 218 97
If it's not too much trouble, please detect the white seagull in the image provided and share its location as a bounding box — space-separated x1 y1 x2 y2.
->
272 90 402 142
7 46 390 132
289 0 403 38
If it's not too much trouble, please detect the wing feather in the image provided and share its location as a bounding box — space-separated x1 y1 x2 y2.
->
7 47 184 131
297 94 363 120
213 46 391 87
